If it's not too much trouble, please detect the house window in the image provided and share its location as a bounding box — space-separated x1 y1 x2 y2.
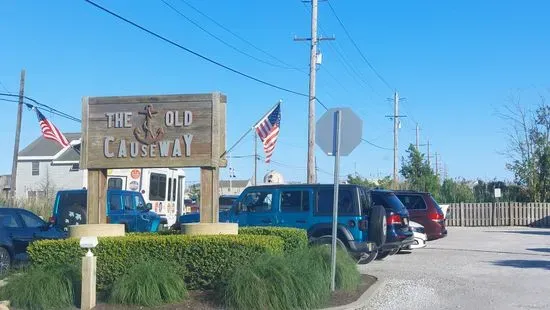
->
32 161 39 176
70 163 80 171
149 173 167 201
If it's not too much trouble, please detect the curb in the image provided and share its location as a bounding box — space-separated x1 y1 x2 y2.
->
320 277 385 310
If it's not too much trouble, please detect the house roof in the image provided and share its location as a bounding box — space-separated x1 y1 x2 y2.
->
219 180 250 188
54 145 80 162
18 133 81 157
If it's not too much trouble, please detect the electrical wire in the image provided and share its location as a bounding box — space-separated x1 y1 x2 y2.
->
0 93 81 123
161 0 291 69
84 0 308 97
327 1 394 91
176 0 306 72
0 81 12 94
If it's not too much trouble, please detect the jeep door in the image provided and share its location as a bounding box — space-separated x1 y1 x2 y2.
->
239 189 277 226
278 188 312 229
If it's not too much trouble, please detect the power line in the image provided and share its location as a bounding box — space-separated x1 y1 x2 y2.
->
361 138 394 151
176 0 305 72
161 0 291 69
0 81 11 94
0 93 81 123
84 0 308 97
327 1 394 91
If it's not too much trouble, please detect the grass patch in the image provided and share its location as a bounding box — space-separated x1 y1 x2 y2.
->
0 263 80 310
109 260 187 307
220 245 361 310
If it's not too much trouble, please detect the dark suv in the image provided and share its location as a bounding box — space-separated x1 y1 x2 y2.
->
394 191 447 240
371 190 414 260
180 184 403 264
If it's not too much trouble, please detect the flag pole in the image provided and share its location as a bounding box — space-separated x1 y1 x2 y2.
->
220 100 282 159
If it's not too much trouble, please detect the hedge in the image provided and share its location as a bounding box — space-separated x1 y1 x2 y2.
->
239 227 308 253
28 234 284 291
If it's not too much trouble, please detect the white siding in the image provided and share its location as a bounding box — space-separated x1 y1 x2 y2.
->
16 160 83 199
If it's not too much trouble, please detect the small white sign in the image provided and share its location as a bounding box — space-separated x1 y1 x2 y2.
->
494 188 502 198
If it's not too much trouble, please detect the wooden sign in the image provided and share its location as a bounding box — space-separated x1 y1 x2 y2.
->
80 93 226 169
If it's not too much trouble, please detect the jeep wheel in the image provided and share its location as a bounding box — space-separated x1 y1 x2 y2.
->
0 248 11 275
310 235 348 251
357 249 378 265
368 205 387 247
375 250 392 260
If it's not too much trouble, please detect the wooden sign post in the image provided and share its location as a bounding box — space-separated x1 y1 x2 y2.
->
78 93 235 236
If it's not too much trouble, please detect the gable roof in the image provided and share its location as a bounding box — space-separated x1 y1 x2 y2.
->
18 133 81 157
219 180 250 188
53 145 80 162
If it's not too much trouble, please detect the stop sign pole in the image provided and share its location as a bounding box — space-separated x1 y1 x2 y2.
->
330 110 342 292
316 107 362 292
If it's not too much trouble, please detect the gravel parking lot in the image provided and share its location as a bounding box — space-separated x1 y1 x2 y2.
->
359 227 550 310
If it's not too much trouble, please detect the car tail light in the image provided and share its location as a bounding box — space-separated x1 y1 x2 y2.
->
106 216 110 224
429 211 444 221
49 216 56 224
358 219 368 231
387 214 402 225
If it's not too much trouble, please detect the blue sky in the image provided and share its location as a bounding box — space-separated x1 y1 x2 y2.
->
1 0 549 185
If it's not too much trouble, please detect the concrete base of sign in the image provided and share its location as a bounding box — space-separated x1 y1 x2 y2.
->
69 224 125 238
181 223 238 235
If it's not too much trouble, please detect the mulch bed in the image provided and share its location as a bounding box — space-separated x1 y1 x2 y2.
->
94 274 377 310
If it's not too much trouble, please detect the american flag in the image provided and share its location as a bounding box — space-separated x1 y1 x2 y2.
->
254 103 281 163
34 107 70 148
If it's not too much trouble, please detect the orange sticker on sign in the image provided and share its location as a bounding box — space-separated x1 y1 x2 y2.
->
131 169 141 179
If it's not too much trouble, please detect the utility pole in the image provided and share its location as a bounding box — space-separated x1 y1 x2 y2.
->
415 123 420 150
294 0 334 184
385 91 406 189
10 69 25 204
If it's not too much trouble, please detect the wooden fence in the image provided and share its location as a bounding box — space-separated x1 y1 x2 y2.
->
446 202 550 227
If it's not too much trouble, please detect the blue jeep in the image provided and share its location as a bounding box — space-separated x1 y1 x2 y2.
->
180 184 391 264
52 189 164 233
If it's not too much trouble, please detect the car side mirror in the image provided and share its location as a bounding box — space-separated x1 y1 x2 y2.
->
145 203 152 211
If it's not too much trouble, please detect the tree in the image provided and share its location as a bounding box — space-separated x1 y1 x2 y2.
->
501 92 550 201
346 174 393 189
439 178 474 203
400 144 440 195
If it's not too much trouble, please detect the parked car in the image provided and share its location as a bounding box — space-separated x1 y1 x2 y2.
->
180 184 391 264
0 208 66 273
51 189 164 233
370 190 415 260
394 191 447 240
404 220 427 250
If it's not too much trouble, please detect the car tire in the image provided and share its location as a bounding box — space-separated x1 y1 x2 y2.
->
0 247 11 275
375 250 392 260
368 205 387 247
357 248 378 265
310 235 348 251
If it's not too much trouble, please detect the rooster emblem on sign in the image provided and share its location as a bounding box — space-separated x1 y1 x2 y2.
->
134 104 165 144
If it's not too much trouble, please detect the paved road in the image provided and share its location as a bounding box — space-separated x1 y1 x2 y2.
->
359 227 550 310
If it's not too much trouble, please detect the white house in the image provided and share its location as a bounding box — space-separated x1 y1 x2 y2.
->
219 179 251 196
16 133 83 199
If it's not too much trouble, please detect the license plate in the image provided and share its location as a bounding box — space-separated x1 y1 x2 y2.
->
403 218 409 225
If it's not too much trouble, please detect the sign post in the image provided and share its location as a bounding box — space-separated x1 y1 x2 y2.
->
316 108 362 292
330 110 342 292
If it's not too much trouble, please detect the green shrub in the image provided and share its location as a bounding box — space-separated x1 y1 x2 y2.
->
0 263 80 310
28 234 284 291
239 227 308 253
310 245 361 291
109 260 187 306
220 245 359 310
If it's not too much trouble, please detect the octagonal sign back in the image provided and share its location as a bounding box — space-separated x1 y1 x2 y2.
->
316 108 363 156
